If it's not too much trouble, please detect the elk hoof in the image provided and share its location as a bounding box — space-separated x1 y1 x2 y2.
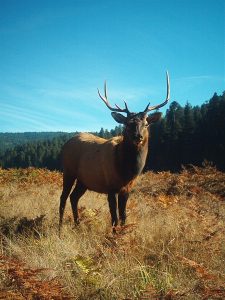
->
73 218 80 226
120 220 126 226
112 226 117 234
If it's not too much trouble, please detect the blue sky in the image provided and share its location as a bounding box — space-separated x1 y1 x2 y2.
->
0 0 224 132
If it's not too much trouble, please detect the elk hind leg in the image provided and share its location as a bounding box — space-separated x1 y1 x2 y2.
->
59 173 75 234
70 180 87 225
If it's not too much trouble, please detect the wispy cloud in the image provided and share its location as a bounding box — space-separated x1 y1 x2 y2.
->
0 98 100 132
0 72 171 132
174 74 225 84
182 75 212 80
0 74 107 132
1 70 224 132
170 74 225 106
0 103 53 131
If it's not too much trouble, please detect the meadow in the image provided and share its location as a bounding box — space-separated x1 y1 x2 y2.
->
0 165 224 299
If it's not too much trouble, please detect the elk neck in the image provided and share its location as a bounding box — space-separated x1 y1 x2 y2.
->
115 133 149 184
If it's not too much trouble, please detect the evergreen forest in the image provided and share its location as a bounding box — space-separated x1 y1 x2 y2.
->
1 92 225 172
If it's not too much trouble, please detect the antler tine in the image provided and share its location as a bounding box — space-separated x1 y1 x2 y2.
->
115 101 130 112
124 101 129 112
104 81 107 99
115 104 123 110
143 102 150 113
145 71 170 112
97 81 110 108
98 82 130 114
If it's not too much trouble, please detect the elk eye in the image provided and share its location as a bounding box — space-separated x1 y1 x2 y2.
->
145 123 149 127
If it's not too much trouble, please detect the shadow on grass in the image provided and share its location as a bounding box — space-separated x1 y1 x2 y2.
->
0 214 46 238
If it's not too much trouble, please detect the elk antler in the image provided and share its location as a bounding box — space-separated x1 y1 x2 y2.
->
98 81 130 114
144 71 170 113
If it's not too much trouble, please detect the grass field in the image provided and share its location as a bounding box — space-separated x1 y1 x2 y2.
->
0 165 225 299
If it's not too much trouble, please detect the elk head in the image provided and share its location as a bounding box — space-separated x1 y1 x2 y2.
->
98 72 170 146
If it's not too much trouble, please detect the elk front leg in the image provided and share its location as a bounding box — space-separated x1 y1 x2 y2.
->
118 191 129 226
107 193 118 228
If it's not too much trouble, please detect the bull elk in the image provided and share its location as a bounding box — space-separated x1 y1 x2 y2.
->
59 72 170 233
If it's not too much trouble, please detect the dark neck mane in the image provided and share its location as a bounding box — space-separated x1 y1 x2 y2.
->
115 135 149 184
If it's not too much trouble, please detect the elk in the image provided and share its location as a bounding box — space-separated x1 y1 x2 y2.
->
59 72 170 233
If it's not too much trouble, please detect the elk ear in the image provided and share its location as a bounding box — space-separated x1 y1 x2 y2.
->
147 112 162 125
111 112 127 124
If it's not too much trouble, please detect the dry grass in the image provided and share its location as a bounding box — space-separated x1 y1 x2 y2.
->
0 166 225 299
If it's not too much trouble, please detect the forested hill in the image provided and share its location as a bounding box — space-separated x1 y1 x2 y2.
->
0 132 75 154
0 92 225 172
0 126 123 170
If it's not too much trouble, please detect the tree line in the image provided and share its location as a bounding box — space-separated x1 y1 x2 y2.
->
0 131 74 158
0 126 123 171
148 92 225 171
0 92 225 172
